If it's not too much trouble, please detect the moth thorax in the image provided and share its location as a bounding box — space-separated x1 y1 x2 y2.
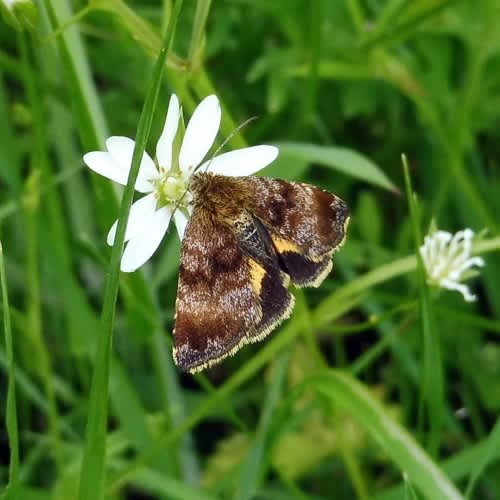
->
189 172 251 218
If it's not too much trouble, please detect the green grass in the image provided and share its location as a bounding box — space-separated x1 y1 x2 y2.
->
2 0 500 499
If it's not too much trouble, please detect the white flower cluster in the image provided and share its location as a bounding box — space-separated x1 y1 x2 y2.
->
420 229 484 302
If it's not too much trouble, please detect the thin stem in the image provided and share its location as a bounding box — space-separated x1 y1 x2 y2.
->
188 0 212 69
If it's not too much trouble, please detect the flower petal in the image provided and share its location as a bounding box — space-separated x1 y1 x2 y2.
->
450 256 485 280
156 94 180 169
200 145 279 177
173 210 189 240
106 136 158 193
83 151 129 185
179 95 221 174
120 206 172 272
440 278 477 302
107 193 157 246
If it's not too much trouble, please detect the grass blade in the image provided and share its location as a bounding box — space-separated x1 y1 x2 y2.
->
403 154 444 456
1 241 20 493
465 416 500 498
314 370 463 500
77 2 184 499
275 142 397 191
236 352 290 499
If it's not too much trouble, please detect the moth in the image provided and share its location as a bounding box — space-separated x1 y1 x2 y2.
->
172 172 349 373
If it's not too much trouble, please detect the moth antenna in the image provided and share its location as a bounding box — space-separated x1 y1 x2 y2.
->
171 115 259 221
199 115 258 174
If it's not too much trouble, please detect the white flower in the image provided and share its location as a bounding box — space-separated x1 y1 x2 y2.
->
84 94 278 272
419 228 484 302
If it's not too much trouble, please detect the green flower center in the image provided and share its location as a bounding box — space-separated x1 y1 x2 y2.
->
154 169 191 209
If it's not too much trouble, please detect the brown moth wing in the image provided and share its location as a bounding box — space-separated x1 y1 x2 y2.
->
243 177 350 287
173 206 293 373
248 259 295 343
173 208 259 373
232 212 295 344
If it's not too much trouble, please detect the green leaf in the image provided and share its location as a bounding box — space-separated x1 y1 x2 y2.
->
313 371 463 500
465 416 500 498
275 142 397 191
375 431 500 500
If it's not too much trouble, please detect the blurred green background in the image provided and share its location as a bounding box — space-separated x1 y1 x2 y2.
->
1 0 500 499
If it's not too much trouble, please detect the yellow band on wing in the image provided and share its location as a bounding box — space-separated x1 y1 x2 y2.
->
248 259 266 295
271 235 301 254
